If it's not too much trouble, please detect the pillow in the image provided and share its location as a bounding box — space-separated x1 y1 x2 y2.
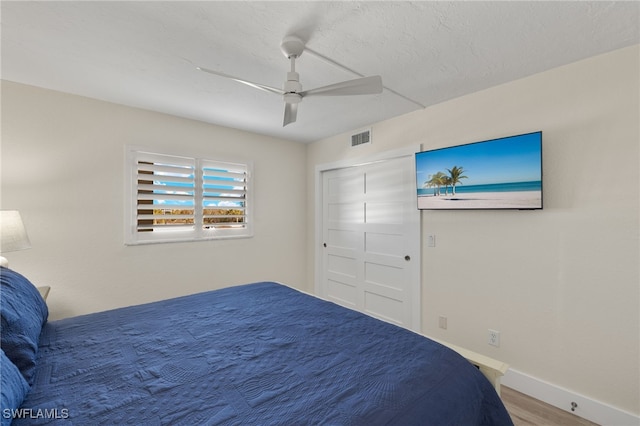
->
1 349 30 426
0 267 48 385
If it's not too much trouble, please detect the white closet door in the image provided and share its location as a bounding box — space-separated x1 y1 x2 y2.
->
321 154 421 331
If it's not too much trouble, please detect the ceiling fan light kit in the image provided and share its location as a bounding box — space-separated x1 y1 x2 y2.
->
198 35 383 127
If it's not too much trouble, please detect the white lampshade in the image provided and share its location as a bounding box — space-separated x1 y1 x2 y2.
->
1 211 31 267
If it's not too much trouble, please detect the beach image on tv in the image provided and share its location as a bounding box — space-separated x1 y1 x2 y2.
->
415 132 542 210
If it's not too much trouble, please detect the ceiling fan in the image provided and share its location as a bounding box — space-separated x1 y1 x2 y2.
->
197 36 383 127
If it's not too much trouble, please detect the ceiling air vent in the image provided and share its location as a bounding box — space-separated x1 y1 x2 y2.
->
351 129 372 147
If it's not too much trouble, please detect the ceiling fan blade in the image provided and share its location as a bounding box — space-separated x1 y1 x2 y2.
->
283 102 298 127
197 66 284 96
301 75 383 97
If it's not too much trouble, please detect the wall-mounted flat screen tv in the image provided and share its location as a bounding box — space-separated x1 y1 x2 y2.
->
415 131 542 210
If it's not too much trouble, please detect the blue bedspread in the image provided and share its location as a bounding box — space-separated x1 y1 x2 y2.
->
15 282 512 425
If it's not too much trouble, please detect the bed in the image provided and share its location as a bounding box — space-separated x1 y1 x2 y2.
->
1 266 513 425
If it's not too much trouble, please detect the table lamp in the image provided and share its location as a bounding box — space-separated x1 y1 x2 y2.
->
0 210 31 268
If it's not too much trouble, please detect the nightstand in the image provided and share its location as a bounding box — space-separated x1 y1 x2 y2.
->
37 286 51 301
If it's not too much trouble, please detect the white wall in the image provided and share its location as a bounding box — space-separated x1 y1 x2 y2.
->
306 45 639 417
2 45 638 420
1 81 307 320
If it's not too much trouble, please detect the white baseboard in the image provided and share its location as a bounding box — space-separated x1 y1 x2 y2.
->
502 369 639 426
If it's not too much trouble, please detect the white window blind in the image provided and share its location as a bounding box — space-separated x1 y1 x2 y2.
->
202 160 248 230
125 149 252 245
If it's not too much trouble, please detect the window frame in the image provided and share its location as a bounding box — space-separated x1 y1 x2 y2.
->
125 146 253 245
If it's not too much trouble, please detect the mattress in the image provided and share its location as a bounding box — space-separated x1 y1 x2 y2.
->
13 281 513 425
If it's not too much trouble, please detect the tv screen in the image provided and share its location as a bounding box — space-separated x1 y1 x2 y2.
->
415 131 542 210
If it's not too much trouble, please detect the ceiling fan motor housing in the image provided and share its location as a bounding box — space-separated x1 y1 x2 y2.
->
284 71 302 96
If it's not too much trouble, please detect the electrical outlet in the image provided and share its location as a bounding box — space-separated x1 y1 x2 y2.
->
488 329 500 347
438 316 447 330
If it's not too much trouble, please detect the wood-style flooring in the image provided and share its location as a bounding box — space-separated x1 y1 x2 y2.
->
501 386 599 426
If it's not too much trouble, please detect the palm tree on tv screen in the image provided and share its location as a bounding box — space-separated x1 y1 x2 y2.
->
442 175 452 195
447 166 468 195
424 171 448 196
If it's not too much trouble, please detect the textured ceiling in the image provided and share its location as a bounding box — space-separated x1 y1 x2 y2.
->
2 1 638 143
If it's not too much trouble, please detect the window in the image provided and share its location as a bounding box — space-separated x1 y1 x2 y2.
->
125 148 252 245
